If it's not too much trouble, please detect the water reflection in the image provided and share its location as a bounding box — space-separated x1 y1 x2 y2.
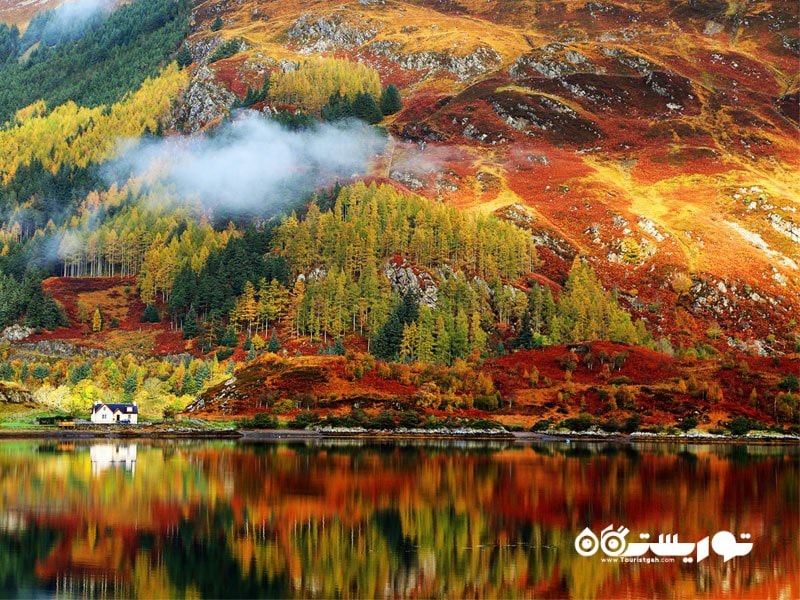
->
0 440 796 598
90 444 137 477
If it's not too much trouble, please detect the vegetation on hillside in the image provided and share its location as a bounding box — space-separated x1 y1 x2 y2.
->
270 58 382 113
0 0 190 123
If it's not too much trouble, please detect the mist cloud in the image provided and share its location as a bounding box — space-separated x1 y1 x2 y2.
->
108 114 387 212
34 0 116 47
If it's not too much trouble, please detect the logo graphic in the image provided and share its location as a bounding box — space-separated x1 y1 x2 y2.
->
575 525 753 563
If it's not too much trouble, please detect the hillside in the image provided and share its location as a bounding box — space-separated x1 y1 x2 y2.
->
179 0 799 348
0 0 797 432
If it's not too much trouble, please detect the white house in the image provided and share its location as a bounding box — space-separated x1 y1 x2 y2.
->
90 402 139 424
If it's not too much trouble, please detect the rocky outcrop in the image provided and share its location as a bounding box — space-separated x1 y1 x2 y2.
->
188 37 224 64
13 340 112 359
0 382 35 405
383 258 438 308
172 65 236 132
389 170 426 190
769 213 800 245
510 43 604 79
370 41 501 80
1 325 33 342
288 12 379 53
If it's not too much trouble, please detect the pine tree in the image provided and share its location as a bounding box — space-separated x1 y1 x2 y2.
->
515 310 534 349
142 304 160 323
122 371 137 401
176 45 192 68
379 84 402 116
352 92 383 124
219 326 238 347
183 305 199 339
268 331 281 353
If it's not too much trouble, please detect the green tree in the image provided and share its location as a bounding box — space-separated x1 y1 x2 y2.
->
352 92 383 124
176 45 192 68
268 331 281 353
451 309 469 360
379 84 402 115
183 305 199 339
122 371 138 401
515 310 534 350
142 304 160 323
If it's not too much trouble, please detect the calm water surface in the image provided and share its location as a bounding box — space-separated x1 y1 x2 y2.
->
0 439 797 599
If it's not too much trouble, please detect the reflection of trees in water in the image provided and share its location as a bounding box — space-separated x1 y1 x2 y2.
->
0 441 796 598
158 504 289 599
0 526 58 597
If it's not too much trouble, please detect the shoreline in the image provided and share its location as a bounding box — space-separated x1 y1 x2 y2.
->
0 427 797 445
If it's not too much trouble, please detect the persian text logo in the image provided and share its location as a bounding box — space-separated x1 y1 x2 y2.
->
575 524 753 564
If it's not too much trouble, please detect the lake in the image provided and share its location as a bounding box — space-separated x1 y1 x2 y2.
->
0 439 797 598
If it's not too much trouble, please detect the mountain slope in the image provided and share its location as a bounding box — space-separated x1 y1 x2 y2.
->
179 0 799 350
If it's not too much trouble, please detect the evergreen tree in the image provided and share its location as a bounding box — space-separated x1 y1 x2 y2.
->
210 16 223 31
122 372 137 401
379 84 402 115
183 305 199 339
352 92 383 124
321 92 353 121
371 293 418 360
219 326 238 347
515 310 535 350
142 304 160 323
267 331 281 353
182 369 197 395
176 45 192 68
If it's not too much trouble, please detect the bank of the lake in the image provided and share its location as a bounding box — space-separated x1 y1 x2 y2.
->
1 424 798 443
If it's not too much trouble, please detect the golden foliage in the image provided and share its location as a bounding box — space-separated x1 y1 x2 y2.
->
0 64 187 182
270 58 381 112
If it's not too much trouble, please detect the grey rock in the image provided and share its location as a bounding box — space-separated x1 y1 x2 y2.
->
0 382 34 405
371 43 501 81
383 258 438 308
172 65 236 132
1 325 33 342
389 170 425 190
288 12 378 53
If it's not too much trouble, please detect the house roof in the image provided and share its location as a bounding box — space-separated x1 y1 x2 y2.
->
93 402 138 414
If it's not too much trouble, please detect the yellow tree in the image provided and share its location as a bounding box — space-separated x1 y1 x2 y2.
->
92 308 103 333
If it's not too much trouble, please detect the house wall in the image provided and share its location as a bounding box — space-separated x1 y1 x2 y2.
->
91 406 114 424
91 406 138 424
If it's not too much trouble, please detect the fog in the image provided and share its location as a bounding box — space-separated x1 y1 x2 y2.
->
33 0 116 47
108 114 387 212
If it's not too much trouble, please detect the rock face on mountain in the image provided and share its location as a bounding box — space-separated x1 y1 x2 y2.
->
169 0 799 350
172 65 235 131
0 382 35 405
383 258 438 307
288 12 379 52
